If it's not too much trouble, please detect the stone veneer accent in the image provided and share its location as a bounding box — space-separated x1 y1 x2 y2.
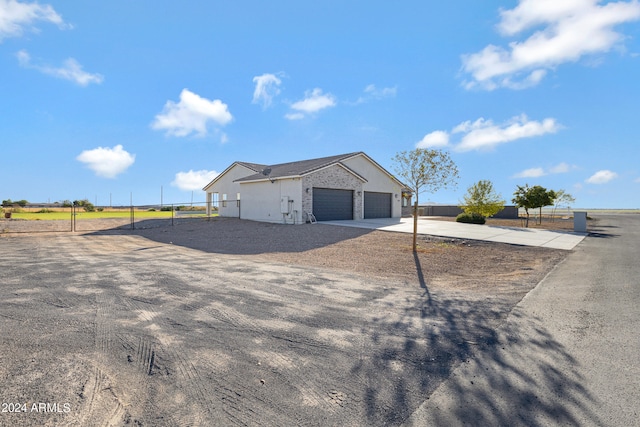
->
301 164 364 221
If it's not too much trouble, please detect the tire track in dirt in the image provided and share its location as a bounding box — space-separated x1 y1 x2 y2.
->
75 366 128 427
177 266 366 425
114 273 230 425
63 234 398 424
95 292 115 353
197 301 361 425
267 334 362 424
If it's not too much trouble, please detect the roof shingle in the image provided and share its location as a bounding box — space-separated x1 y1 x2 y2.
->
234 152 362 182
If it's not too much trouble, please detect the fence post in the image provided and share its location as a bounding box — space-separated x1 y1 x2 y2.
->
71 204 75 232
171 204 174 226
130 205 135 230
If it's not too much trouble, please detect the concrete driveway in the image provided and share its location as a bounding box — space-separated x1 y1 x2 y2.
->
322 217 586 250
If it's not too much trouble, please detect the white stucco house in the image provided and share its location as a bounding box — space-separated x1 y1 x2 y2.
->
203 152 411 224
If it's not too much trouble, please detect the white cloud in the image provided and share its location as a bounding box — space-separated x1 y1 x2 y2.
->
549 162 572 174
17 49 103 86
416 130 450 148
462 0 640 90
284 112 304 120
151 89 233 137
0 0 69 41
455 114 560 152
76 145 135 179
512 162 576 178
513 167 546 178
252 73 282 109
172 169 219 191
586 169 618 184
418 115 561 152
355 84 397 103
286 88 336 119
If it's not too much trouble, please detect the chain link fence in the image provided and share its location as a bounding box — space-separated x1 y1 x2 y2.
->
0 201 220 234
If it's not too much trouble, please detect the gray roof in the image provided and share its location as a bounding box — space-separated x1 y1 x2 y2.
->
235 161 268 173
234 152 363 182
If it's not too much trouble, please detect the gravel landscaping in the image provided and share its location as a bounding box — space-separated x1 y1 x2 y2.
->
0 217 568 426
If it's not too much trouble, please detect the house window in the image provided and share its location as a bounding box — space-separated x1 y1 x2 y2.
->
236 192 240 207
222 194 227 207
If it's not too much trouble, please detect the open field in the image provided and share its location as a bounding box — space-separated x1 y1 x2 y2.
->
0 217 571 426
4 210 213 221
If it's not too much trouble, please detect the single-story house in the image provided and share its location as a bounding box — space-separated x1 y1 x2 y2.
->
203 152 411 224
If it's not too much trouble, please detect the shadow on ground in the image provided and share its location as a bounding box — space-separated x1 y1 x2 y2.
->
348 287 603 426
93 217 375 255
0 221 597 426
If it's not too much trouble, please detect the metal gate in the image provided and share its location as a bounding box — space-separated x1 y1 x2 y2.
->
312 188 353 221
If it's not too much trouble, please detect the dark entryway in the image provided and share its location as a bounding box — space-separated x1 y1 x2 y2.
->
312 188 353 221
364 192 392 219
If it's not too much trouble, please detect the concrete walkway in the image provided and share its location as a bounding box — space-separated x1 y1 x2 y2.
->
323 217 587 250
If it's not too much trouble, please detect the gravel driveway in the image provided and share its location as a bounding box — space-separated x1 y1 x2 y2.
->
0 218 566 426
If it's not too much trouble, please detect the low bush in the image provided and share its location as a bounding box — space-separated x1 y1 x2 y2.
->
37 209 54 213
456 212 486 224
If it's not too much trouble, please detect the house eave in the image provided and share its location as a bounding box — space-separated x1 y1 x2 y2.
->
235 175 300 184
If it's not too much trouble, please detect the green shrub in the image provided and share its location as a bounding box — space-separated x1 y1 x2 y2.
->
147 208 156 212
456 212 486 224
37 209 54 213
160 206 173 211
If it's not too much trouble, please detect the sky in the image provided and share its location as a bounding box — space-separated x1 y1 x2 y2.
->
1 0 639 208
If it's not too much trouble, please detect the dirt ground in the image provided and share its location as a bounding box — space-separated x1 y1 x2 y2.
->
0 217 568 426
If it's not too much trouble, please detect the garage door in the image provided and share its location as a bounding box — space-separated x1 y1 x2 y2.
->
364 192 392 219
312 188 353 221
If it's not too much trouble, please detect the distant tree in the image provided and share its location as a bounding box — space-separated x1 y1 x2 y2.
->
460 180 505 219
60 200 73 208
551 189 576 221
512 184 555 227
2 199 28 207
73 199 96 212
392 148 459 252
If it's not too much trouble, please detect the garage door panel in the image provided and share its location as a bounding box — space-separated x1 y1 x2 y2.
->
313 188 353 221
364 192 391 219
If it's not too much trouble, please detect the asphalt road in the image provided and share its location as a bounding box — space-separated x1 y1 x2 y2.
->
403 214 640 426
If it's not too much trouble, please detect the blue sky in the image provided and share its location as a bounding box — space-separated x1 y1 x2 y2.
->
1 0 639 208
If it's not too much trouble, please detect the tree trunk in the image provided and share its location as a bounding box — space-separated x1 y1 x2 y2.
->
413 199 418 252
539 206 543 225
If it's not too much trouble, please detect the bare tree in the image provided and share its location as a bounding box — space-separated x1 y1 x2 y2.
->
392 149 459 252
551 189 576 221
